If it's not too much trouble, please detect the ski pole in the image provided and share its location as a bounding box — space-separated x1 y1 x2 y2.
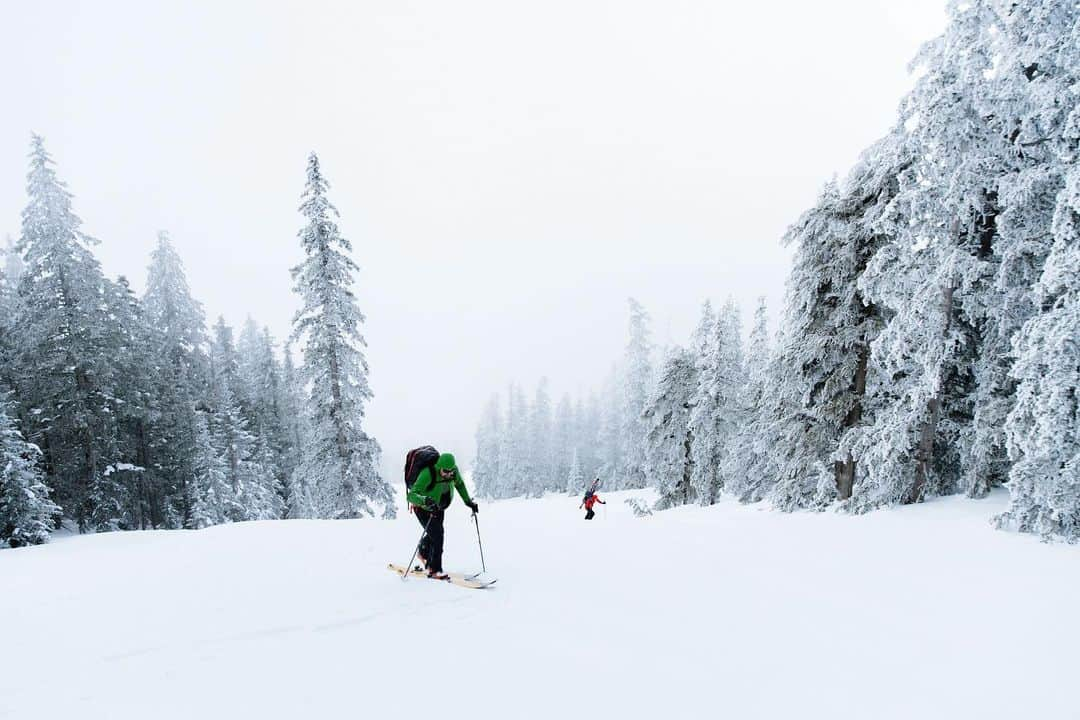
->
402 510 435 582
472 512 487 574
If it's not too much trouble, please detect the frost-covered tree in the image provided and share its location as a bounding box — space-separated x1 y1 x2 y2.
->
565 448 585 494
94 276 155 530
644 346 697 509
11 135 124 530
187 410 234 529
595 366 623 483
0 392 60 547
290 152 391 519
996 170 1080 540
208 318 282 522
851 4 1029 510
618 299 653 489
472 393 503 498
527 378 554 495
551 393 575 491
769 131 909 511
725 297 775 503
687 298 742 504
142 231 210 527
575 393 601 483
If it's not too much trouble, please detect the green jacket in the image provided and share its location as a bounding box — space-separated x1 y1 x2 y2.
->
407 453 473 509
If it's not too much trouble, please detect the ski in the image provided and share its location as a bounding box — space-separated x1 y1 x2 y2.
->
387 563 497 589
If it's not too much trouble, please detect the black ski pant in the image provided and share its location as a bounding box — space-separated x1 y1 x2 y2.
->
414 507 445 572
585 508 595 520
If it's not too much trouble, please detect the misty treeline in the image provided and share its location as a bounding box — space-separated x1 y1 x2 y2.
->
476 1 1080 542
0 143 392 547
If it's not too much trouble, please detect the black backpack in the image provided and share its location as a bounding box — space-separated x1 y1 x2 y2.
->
404 446 440 492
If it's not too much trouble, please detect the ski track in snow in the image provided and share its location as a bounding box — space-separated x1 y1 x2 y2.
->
1 490 1078 719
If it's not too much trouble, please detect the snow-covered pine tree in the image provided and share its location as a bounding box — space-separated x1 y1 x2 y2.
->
575 392 601 484
236 321 291 511
527 378 554 496
960 0 1079 499
618 298 654 489
12 135 124 530
595 366 623 485
551 393 575 492
0 391 61 547
471 393 503 498
565 448 585 494
851 6 1014 510
996 120 1080 538
644 346 697 510
142 231 210 526
507 383 531 496
289 152 392 519
187 409 233 529
687 298 742 504
768 130 909 512
725 297 775 503
209 317 282 522
92 276 155 530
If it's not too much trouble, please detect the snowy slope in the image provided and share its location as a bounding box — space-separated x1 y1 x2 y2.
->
1 490 1077 719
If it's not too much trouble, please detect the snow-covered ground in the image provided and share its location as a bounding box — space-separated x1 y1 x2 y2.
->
2 490 1077 719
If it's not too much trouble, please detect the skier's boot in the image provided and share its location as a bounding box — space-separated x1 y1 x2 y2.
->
427 569 450 581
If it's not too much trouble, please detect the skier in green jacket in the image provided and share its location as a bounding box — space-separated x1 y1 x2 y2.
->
406 452 478 579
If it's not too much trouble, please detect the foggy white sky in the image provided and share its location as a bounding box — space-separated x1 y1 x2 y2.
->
0 0 946 477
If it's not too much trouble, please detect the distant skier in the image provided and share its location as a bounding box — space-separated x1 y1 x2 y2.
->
580 479 605 520
406 452 479 580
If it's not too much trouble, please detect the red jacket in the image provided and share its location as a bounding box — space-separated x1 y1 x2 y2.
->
584 494 603 510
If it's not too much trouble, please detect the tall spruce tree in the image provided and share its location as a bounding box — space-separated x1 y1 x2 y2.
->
644 346 697 509
12 135 124 530
289 152 392 519
725 297 775 503
472 393 503 498
143 231 210 526
619 299 654 489
769 131 909 511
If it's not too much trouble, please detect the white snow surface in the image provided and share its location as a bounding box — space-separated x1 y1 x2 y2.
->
2 490 1078 719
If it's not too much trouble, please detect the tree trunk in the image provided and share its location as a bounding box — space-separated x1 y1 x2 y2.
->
835 344 870 500
909 278 957 504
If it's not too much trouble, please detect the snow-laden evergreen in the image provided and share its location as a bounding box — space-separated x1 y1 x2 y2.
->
471 394 503 498
687 299 742 505
644 346 697 509
618 299 653 489
725 298 774 503
289 152 391 519
142 231 210 526
996 169 1080 540
11 135 130 530
768 132 909 511
0 392 60 547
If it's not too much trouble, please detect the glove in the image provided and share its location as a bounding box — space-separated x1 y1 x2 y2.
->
421 498 439 512
467 501 479 514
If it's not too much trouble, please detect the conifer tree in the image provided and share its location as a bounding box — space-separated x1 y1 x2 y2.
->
12 135 122 530
289 152 391 519
644 346 697 509
619 299 654 489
